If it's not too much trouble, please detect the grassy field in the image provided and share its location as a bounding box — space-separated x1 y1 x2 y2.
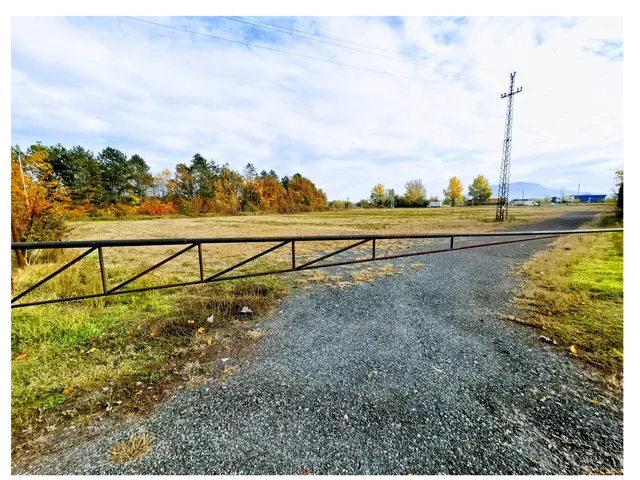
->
514 211 623 387
10 204 607 454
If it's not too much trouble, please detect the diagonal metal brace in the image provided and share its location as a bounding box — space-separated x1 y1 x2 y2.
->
11 247 97 304
205 241 290 282
107 243 197 294
295 239 370 270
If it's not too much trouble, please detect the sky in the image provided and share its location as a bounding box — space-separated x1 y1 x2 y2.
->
11 15 623 201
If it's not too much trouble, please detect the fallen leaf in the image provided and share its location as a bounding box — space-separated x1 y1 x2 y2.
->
150 331 157 337
13 352 28 361
569 345 577 354
86 347 97 354
591 399 599 405
299 470 311 475
241 321 248 325
63 387 73 394
207 338 213 345
224 345 230 351
187 320 195 324
198 327 206 334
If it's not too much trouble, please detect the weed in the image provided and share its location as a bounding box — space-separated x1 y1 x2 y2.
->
109 433 151 463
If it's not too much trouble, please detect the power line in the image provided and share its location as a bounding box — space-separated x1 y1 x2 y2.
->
122 16 498 95
221 16 495 83
236 16 510 74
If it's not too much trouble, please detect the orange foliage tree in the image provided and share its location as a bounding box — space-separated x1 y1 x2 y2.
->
11 145 71 258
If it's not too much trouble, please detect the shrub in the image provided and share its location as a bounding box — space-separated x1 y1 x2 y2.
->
139 198 178 216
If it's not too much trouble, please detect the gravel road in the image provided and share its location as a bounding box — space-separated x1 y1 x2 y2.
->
17 210 623 474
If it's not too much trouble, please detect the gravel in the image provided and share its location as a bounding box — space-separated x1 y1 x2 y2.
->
16 211 623 474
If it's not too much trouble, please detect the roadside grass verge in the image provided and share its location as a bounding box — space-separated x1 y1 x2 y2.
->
514 212 623 385
11 259 286 456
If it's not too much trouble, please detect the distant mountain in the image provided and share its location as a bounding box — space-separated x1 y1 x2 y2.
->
488 182 587 200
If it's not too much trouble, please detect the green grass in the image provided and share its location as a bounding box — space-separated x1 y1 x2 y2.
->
516 212 623 380
11 269 286 444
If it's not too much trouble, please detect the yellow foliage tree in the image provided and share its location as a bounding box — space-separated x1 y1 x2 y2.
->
443 176 464 206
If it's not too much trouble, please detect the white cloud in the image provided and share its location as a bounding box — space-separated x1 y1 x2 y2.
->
11 15 622 200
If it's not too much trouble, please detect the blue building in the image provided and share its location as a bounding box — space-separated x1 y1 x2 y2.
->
568 194 607 203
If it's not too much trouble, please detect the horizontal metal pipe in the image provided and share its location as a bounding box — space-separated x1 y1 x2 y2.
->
10 228 623 250
11 234 560 308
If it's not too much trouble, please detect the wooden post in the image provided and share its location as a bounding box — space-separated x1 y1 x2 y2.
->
11 213 26 269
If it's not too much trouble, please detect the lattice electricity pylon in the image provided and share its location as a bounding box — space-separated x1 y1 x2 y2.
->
496 72 523 221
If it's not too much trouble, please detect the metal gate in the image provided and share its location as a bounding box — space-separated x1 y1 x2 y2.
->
11 228 622 308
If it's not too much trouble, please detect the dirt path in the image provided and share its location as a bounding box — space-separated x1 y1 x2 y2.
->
15 210 622 474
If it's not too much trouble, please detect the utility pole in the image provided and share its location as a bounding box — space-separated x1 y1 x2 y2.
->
496 72 523 222
577 184 580 196
17 150 30 209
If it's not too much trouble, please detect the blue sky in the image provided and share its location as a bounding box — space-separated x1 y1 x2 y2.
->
11 16 622 200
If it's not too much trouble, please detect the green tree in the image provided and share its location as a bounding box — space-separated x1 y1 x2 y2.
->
129 154 154 200
98 147 135 204
243 163 257 181
370 183 386 206
443 176 464 206
468 175 492 205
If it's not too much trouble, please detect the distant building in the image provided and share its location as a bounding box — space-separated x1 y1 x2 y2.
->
511 198 539 206
428 201 442 208
568 194 607 203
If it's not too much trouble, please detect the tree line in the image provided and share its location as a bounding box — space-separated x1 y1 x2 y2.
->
329 175 493 208
11 143 328 244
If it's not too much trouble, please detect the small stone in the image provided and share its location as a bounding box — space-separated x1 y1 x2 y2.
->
176 419 186 426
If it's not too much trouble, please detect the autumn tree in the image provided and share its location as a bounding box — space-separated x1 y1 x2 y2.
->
370 183 386 206
443 176 464 206
403 179 427 206
468 175 492 205
11 145 70 253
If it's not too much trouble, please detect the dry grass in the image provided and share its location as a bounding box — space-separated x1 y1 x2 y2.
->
109 433 151 463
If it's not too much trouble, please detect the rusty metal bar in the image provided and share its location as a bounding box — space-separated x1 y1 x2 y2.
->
198 243 204 281
11 247 96 303
106 243 197 294
10 228 623 308
204 241 290 282
98 247 107 294
296 239 370 270
10 234 562 309
11 228 623 251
